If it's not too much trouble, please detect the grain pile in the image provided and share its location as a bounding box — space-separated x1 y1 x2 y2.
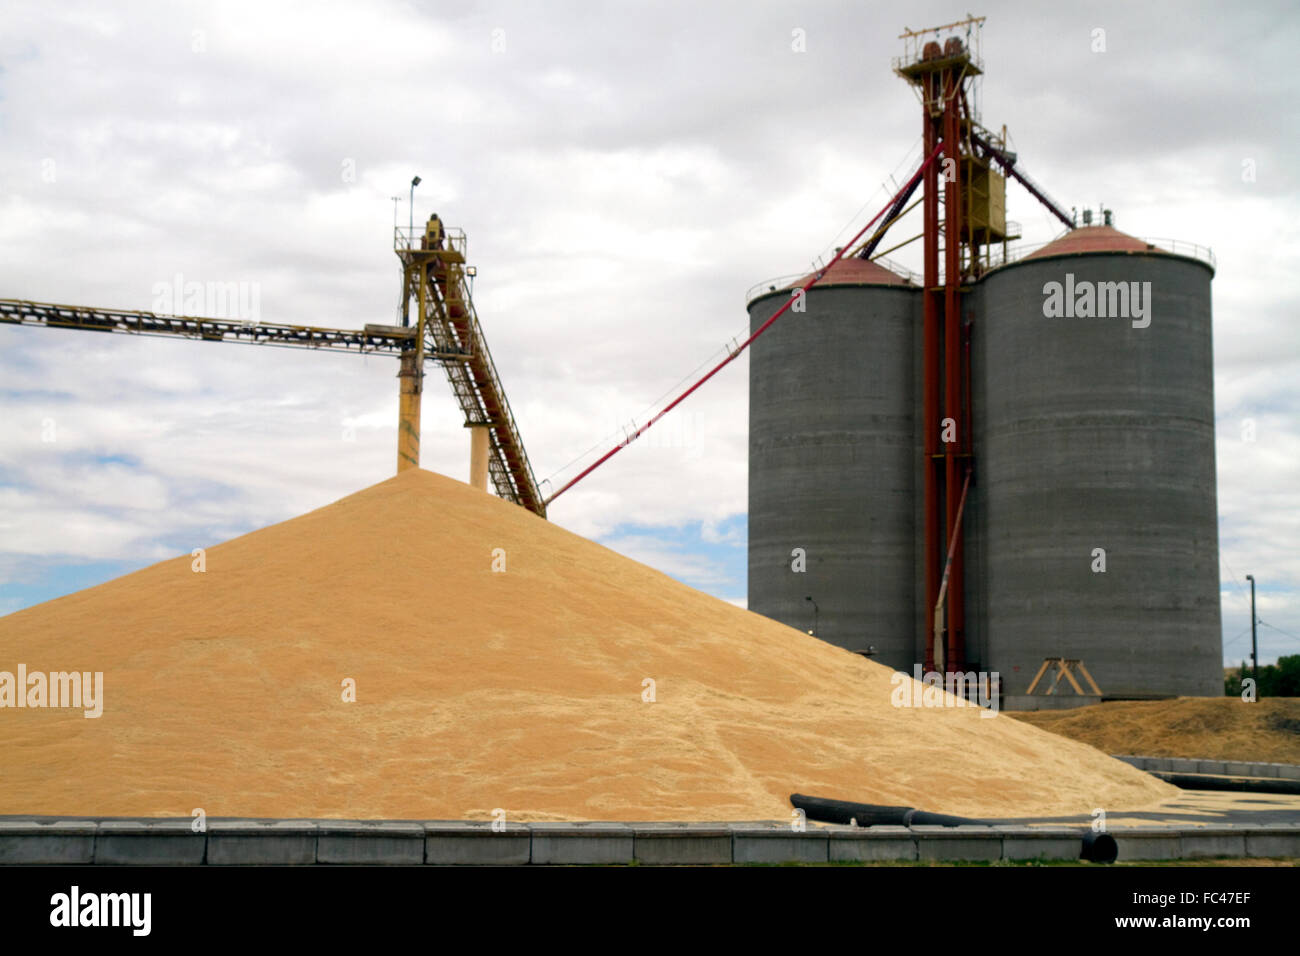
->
1012 698 1300 764
0 468 1175 821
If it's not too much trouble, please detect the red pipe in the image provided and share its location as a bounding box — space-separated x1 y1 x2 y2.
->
936 469 972 605
544 142 946 508
943 78 965 673
921 102 940 672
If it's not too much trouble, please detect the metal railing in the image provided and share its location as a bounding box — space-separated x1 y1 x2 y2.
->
745 230 1216 303
982 232 1216 272
1139 237 1217 271
395 225 469 259
744 255 922 304
892 17 986 76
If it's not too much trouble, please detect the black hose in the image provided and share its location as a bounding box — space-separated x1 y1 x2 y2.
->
904 808 986 827
791 793 1119 863
1081 831 1118 864
790 793 985 827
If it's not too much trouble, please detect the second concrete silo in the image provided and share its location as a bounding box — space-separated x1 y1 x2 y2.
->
747 257 920 664
971 225 1222 699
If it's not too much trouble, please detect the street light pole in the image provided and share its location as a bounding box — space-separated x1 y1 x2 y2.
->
805 595 818 637
1246 574 1258 687
408 176 422 244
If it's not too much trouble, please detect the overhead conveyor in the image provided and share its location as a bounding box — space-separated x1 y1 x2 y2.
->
2 213 548 518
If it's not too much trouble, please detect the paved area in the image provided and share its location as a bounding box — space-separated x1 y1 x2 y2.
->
996 791 1300 828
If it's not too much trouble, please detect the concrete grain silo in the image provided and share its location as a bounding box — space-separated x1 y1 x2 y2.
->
746 257 921 664
970 226 1222 699
745 20 1222 704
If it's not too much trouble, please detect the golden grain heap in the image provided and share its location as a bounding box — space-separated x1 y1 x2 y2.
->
0 468 1174 820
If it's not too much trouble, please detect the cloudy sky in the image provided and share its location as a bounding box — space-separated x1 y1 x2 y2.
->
1 0 1296 667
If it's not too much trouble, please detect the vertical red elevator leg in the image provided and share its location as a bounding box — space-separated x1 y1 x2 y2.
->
943 76 966 674
922 88 941 673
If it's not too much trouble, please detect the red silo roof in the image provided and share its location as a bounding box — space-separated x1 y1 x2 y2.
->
1024 225 1161 260
787 256 913 289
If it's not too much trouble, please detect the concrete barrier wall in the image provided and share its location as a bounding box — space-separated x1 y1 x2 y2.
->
1 818 1297 865
1112 755 1300 780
